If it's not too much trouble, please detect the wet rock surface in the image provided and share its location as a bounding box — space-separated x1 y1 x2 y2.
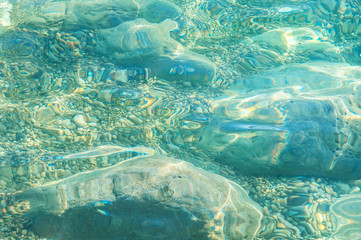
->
185 61 361 179
14 155 263 240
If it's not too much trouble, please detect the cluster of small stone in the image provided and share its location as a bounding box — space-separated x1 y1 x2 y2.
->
235 174 361 239
0 193 35 240
1 0 361 239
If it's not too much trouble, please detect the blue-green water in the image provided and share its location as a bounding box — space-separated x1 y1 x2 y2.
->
1 0 361 239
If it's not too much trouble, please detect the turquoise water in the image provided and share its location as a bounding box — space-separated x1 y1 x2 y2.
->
1 0 361 239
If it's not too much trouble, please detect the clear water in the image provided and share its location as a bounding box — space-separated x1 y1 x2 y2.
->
1 0 361 239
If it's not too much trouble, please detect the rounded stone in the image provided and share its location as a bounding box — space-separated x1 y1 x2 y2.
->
73 115 87 127
15 155 263 240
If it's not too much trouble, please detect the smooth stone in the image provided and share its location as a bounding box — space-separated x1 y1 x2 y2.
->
350 187 360 194
0 124 7 132
96 18 180 65
0 180 7 187
251 28 337 56
149 53 216 85
39 127 63 136
57 135 66 142
15 132 26 141
334 183 351 195
63 0 139 31
325 186 334 195
320 0 337 11
287 196 309 207
330 194 361 239
35 107 55 122
73 114 87 127
251 29 289 51
41 1 66 23
57 169 65 177
0 31 38 58
139 0 182 23
15 154 263 240
62 119 71 127
64 129 71 136
97 89 112 103
25 16 47 28
232 61 356 92
0 167 13 179
67 122 77 130
16 167 25 176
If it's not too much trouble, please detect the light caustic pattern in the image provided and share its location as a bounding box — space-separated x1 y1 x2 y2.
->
2 0 361 239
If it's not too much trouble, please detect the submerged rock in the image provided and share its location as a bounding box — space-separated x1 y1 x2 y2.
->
63 0 139 31
251 27 338 56
139 0 182 23
96 18 216 84
330 193 361 239
95 18 181 64
35 0 183 31
180 62 361 179
16 155 263 240
149 53 216 85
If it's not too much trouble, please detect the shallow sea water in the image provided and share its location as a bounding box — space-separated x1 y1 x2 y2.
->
1 0 361 239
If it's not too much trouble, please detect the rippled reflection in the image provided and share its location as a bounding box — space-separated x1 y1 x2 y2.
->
2 0 361 239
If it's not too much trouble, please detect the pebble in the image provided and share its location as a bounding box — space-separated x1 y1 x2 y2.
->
16 167 25 176
63 119 71 127
84 106 92 112
73 114 88 127
41 127 63 136
57 135 66 142
64 170 71 177
325 186 334 195
0 167 13 179
27 16 47 27
64 129 71 135
97 89 112 103
0 180 6 187
0 124 6 132
15 132 26 141
263 206 270 215
270 204 278 211
195 107 203 113
353 179 361 187
350 186 360 194
57 169 65 177
35 107 55 122
88 122 97 127
68 122 77 129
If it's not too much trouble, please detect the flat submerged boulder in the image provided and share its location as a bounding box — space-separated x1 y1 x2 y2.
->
330 193 361 239
96 18 216 85
183 61 361 179
16 155 262 240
